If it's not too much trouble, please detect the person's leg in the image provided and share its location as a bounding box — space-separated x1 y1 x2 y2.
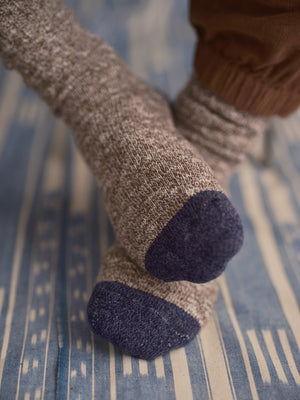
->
173 1 300 184
173 76 268 186
189 0 300 118
87 244 219 359
0 0 244 284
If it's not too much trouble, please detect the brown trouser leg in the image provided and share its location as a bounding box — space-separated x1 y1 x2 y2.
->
190 0 300 116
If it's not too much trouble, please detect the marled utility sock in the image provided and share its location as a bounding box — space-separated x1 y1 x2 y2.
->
87 244 219 360
86 75 268 359
173 75 268 186
87 75 269 359
0 1 243 283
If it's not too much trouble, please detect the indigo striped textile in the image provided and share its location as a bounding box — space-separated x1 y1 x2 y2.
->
0 1 299 399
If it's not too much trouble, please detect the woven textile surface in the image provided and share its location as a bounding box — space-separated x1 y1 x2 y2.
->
0 1 299 399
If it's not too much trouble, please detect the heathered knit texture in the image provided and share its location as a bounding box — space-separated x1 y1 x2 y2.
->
87 245 219 359
173 75 268 186
0 1 244 283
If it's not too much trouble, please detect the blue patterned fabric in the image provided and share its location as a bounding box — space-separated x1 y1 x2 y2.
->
0 1 299 399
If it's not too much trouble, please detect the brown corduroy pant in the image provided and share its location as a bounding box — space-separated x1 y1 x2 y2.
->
190 0 300 117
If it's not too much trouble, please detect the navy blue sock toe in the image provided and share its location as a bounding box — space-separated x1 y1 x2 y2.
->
145 190 244 283
87 281 200 360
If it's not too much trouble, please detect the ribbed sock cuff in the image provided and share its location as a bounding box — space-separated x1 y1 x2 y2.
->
194 41 300 117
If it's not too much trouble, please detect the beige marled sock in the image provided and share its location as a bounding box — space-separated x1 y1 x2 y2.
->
0 0 244 284
87 244 219 359
173 75 268 186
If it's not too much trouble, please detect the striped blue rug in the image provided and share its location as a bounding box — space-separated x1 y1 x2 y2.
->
0 1 299 399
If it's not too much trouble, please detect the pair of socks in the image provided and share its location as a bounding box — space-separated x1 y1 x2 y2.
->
87 78 266 359
0 0 267 359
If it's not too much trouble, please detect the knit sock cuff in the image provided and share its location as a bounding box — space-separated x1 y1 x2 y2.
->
193 41 300 117
173 74 268 184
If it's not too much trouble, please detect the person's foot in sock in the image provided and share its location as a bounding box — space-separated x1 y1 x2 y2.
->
86 74 270 359
173 75 268 187
86 74 269 359
0 1 243 283
87 244 219 360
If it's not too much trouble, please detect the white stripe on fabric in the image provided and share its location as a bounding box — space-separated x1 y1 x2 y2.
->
33 360 38 370
169 347 193 400
219 275 259 400
91 328 95 400
22 359 29 375
240 164 300 351
40 330 47 343
262 330 288 383
123 355 132 376
71 370 77 379
154 356 165 379
109 343 116 400
198 315 236 400
76 339 82 351
247 330 271 383
34 388 41 400
24 392 30 400
139 359 148 376
81 362 87 378
214 314 237 400
31 334 37 346
29 309 36 323
0 289 4 319
197 335 212 400
278 329 300 385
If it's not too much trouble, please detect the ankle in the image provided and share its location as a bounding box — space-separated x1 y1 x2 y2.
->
173 74 269 183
